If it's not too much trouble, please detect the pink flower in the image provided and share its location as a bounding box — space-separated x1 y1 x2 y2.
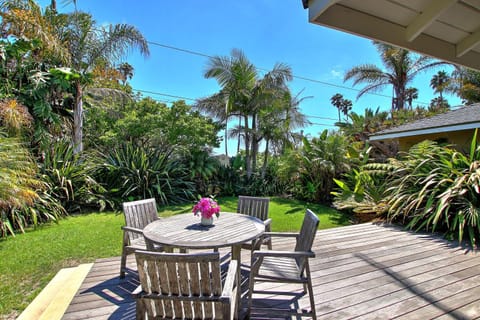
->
192 197 220 219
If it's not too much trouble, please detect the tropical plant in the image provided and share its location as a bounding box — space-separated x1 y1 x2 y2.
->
331 146 391 217
55 11 150 153
385 136 480 247
277 130 352 203
85 98 221 154
39 139 110 212
404 87 418 109
0 98 33 136
0 130 43 236
256 89 310 177
330 93 352 121
430 70 450 101
429 96 450 112
450 67 480 105
184 149 220 196
198 49 304 178
117 62 134 85
344 41 447 110
97 142 196 206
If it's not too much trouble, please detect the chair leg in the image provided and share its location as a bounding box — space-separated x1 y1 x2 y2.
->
305 262 317 320
247 256 262 317
120 247 127 279
247 272 255 317
267 237 272 250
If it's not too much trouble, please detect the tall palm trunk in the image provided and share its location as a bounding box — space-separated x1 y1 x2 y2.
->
224 100 228 157
250 113 258 175
244 114 251 178
237 116 241 154
73 81 83 154
261 139 269 178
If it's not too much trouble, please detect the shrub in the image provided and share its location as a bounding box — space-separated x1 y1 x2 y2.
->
277 131 352 203
97 142 195 206
388 136 480 246
39 139 110 213
333 133 480 247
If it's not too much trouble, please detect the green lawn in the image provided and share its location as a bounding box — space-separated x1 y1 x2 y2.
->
0 197 350 319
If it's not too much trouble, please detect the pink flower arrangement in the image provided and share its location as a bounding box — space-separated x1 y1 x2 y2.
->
192 197 220 219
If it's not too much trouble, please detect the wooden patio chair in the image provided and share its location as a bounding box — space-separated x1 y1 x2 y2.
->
133 251 239 320
247 209 319 319
237 195 272 251
120 198 161 278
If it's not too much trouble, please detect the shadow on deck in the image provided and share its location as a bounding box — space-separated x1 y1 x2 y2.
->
60 223 480 319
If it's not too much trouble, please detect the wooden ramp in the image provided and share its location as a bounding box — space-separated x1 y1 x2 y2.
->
60 223 480 319
18 263 93 320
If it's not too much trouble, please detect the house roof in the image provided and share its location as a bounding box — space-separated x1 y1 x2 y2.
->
369 103 480 140
304 0 480 71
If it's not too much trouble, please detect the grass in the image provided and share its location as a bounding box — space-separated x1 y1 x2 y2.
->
0 197 350 319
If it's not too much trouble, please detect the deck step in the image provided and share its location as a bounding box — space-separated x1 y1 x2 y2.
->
17 263 93 320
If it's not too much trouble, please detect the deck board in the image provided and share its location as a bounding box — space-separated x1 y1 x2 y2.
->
62 223 480 319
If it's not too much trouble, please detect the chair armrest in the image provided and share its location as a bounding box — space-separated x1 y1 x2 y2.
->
263 218 272 232
122 226 143 235
131 285 143 298
221 260 238 300
264 232 299 238
252 250 315 259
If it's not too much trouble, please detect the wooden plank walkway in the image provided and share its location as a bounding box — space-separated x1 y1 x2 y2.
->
62 223 480 319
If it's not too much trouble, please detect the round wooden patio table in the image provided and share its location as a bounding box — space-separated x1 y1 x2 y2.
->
143 212 265 261
143 212 264 318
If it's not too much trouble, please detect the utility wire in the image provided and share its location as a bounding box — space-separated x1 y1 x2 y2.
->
133 86 340 124
145 40 432 106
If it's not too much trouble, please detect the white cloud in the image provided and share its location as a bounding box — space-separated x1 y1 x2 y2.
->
330 68 343 79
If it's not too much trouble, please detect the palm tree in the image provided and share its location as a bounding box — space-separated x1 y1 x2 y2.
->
57 11 149 153
247 62 293 173
404 87 418 109
430 70 450 100
330 93 352 121
344 42 447 110
1 2 149 153
258 89 310 177
117 62 134 85
199 50 296 177
201 48 256 159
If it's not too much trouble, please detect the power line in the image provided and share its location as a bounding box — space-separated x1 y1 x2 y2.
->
134 88 197 101
145 40 432 106
132 86 338 124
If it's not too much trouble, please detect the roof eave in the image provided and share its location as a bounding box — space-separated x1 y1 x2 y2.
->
369 122 480 141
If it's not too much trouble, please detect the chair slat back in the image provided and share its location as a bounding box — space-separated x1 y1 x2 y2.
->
294 209 319 273
123 198 158 241
237 196 270 221
135 251 225 319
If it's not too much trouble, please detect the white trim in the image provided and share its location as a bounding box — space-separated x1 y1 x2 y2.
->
369 122 480 141
457 27 480 57
405 0 457 42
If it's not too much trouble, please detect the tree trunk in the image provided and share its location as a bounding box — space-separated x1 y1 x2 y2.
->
251 113 258 174
224 116 229 157
73 82 83 154
224 101 229 157
244 115 251 178
237 116 241 154
261 139 269 178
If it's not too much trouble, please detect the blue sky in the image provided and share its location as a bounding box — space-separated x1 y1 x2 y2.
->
41 0 461 153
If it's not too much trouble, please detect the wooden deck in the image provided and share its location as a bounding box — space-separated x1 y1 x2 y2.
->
61 223 480 319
